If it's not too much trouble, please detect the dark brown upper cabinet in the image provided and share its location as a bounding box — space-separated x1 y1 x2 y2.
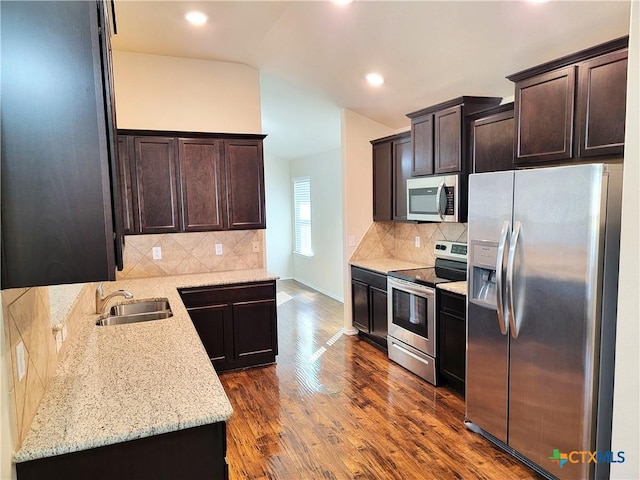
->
223 139 266 230
469 103 515 173
1 1 123 289
179 138 225 231
372 141 393 221
392 134 412 221
576 49 628 158
117 137 137 234
371 131 412 222
133 136 181 234
118 130 266 234
407 96 502 177
508 36 628 166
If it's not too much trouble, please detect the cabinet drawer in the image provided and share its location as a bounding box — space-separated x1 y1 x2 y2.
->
179 281 276 308
350 266 387 291
439 290 465 316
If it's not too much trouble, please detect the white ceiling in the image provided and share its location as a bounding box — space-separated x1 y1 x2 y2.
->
111 0 631 159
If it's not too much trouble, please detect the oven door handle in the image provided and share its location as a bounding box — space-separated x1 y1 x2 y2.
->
495 220 510 335
388 278 435 298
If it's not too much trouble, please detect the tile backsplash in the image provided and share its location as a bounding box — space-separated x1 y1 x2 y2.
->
351 221 467 266
118 230 265 279
2 283 94 450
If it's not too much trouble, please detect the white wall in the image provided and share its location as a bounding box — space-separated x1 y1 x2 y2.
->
112 51 262 133
264 151 293 278
291 148 344 300
341 110 397 332
611 2 640 478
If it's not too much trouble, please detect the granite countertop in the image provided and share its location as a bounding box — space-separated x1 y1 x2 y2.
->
14 269 278 463
350 258 429 275
438 281 467 296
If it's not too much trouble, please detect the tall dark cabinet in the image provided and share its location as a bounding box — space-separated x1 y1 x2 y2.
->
508 36 628 165
1 0 123 289
371 131 411 222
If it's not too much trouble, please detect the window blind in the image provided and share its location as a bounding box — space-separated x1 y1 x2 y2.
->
293 177 312 256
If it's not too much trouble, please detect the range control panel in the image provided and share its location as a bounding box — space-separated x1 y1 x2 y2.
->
434 241 467 262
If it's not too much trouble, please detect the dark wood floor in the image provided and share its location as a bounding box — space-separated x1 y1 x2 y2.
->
219 280 543 480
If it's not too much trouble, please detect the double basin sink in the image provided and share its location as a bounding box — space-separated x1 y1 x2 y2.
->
96 299 173 326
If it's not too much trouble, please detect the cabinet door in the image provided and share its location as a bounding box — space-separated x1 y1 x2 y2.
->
1 1 117 288
223 140 266 229
472 110 515 173
372 142 392 221
392 136 412 221
117 136 137 234
133 136 181 233
352 280 371 333
187 304 234 371
576 49 627 158
369 286 388 347
434 106 462 173
411 114 434 176
179 138 225 231
233 300 278 368
514 66 576 165
438 291 466 395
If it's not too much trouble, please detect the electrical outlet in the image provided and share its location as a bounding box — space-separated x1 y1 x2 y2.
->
16 341 26 381
152 246 162 260
348 235 356 247
414 236 421 248
215 243 223 255
252 242 260 253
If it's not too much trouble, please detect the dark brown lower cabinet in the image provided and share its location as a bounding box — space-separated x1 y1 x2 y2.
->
16 422 228 480
351 266 388 351
438 289 466 396
179 281 278 372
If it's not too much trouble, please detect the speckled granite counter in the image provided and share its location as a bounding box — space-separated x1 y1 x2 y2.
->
438 281 467 296
350 258 428 275
14 269 278 463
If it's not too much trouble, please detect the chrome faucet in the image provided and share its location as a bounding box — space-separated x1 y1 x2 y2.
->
95 282 133 315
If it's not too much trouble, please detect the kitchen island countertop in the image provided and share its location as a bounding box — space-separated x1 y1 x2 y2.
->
14 269 278 463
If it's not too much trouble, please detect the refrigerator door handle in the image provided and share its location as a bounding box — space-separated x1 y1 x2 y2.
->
436 181 445 219
495 220 510 335
506 221 521 339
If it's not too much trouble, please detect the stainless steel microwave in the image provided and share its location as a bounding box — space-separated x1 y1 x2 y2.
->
406 174 459 222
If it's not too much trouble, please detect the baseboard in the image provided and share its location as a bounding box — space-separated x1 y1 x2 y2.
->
292 277 344 303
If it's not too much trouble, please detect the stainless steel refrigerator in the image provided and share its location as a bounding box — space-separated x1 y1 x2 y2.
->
465 163 623 480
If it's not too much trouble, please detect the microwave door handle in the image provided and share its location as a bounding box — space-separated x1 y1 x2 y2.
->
436 181 445 219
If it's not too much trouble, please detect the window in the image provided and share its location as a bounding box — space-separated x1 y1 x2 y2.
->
293 177 313 257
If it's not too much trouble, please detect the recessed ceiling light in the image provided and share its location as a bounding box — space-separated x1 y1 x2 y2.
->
366 73 385 87
185 11 208 26
333 0 354 5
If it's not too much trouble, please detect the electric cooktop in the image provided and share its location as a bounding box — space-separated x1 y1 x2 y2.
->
388 241 468 288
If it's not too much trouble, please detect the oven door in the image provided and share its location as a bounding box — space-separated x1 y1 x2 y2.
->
387 277 436 357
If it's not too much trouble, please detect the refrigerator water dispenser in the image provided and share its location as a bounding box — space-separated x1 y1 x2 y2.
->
469 241 500 308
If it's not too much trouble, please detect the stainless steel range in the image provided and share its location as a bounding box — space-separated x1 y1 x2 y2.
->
387 241 467 384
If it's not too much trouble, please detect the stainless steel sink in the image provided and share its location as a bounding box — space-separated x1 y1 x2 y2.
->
108 299 171 316
96 298 173 326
